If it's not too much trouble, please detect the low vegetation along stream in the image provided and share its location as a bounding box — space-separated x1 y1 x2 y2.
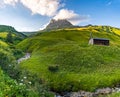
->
55 87 120 97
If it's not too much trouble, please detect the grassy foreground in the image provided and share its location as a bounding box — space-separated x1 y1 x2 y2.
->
17 26 120 92
108 92 120 97
0 39 36 96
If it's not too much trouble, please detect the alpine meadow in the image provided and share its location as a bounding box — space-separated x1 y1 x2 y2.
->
1 0 120 97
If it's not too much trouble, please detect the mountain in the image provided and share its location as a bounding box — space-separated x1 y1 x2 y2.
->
17 25 120 93
45 19 74 31
0 25 26 36
0 25 17 32
0 25 26 44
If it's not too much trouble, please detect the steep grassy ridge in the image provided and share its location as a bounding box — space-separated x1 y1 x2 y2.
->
17 26 120 92
0 25 26 44
0 32 15 38
0 25 25 37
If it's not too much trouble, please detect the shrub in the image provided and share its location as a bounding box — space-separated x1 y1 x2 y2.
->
48 65 59 72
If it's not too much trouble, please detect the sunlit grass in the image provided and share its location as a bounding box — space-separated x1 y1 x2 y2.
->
0 32 15 38
107 92 120 97
0 40 8 47
17 27 120 92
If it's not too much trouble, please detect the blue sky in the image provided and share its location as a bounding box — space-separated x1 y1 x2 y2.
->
0 0 120 31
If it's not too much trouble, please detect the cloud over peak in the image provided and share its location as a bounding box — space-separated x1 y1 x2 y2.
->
54 9 89 25
1 0 90 26
4 0 18 6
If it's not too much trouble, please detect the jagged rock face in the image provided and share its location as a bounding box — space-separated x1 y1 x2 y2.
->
45 19 73 30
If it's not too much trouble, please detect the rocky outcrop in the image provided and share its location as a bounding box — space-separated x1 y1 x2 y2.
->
45 19 74 31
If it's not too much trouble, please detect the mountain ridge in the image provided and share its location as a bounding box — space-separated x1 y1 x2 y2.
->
44 19 75 31
0 25 26 44
0 25 26 36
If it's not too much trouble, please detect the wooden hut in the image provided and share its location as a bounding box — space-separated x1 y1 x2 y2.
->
89 38 109 46
89 32 109 46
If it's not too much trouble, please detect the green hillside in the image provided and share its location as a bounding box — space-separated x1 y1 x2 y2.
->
0 25 44 96
22 32 38 36
0 25 26 44
17 25 120 93
0 68 27 97
0 39 39 96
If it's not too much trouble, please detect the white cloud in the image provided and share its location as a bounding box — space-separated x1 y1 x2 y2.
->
1 0 90 29
3 0 60 16
20 0 60 16
4 0 18 6
0 0 5 8
54 9 90 25
2 0 90 25
39 22 50 30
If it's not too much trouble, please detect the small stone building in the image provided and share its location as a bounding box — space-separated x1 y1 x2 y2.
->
89 38 109 46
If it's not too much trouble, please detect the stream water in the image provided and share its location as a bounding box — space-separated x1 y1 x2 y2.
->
54 87 120 97
17 53 31 64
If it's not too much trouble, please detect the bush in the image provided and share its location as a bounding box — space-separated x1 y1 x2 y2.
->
48 65 59 72
0 68 38 97
0 49 15 67
12 49 24 59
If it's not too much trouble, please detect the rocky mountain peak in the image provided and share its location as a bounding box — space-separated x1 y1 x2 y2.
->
45 19 74 30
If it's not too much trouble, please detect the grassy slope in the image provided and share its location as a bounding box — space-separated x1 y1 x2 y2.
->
108 92 120 97
0 25 25 37
17 26 120 92
22 32 38 36
0 40 24 97
0 32 15 38
0 40 9 47
0 68 22 97
0 26 43 96
0 25 26 45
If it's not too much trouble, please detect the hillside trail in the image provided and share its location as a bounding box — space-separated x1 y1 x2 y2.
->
17 53 31 64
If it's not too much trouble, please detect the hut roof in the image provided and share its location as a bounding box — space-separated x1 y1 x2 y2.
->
92 38 109 40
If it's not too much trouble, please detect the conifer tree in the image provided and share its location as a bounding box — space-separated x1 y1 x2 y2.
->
6 32 13 43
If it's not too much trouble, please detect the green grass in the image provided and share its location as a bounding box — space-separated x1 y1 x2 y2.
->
0 25 26 44
0 68 23 97
107 92 120 97
0 32 15 38
0 40 8 47
0 40 37 96
98 92 120 97
0 26 47 96
17 26 120 92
